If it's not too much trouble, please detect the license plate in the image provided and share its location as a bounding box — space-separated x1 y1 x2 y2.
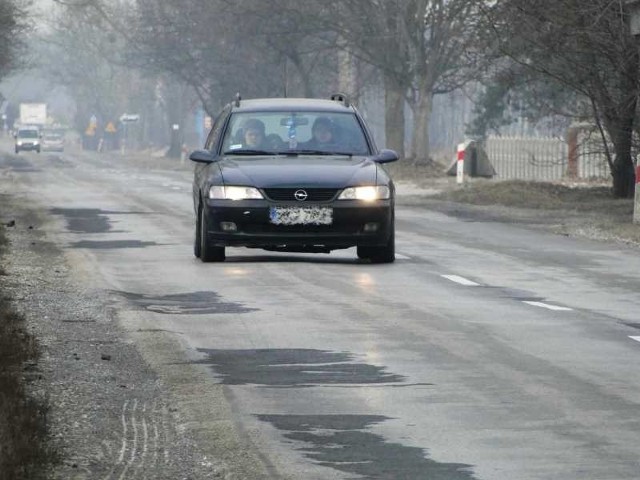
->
269 206 333 225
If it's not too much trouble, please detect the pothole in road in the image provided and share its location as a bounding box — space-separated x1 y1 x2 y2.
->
50 208 147 233
0 156 40 172
257 414 476 479
114 291 258 315
195 348 407 386
70 240 159 249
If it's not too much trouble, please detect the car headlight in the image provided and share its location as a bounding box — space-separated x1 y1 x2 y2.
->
338 186 390 201
34 141 39 145
17 141 22 146
209 185 264 200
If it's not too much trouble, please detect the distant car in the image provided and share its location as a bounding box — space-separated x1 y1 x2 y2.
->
41 131 65 152
190 94 398 263
14 127 41 154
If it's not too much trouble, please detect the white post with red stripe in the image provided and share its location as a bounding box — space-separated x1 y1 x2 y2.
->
456 143 465 185
634 164 640 224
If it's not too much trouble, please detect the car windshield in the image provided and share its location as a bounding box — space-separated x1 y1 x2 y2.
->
18 130 39 138
221 111 371 156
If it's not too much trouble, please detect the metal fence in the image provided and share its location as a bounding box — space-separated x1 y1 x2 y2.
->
484 135 610 181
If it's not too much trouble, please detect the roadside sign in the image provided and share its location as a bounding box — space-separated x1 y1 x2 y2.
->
105 122 117 133
120 113 140 123
204 116 212 129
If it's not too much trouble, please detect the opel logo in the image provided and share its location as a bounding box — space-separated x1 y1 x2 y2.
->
294 189 308 201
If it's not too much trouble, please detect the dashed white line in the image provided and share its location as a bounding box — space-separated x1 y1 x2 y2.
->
441 275 481 287
630 336 640 343
523 301 573 311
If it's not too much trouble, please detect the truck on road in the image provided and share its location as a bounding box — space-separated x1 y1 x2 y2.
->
19 103 47 127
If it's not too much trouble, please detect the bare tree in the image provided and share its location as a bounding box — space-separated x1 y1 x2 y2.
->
312 0 486 163
481 0 639 198
0 0 31 79
130 0 295 115
40 1 145 130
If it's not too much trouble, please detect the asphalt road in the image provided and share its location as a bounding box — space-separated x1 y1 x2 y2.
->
3 144 640 480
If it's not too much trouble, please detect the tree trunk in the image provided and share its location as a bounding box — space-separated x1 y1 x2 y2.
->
610 118 636 198
410 93 433 165
288 53 314 98
601 91 637 198
384 74 405 158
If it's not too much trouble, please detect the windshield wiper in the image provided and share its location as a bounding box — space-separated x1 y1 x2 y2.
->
223 149 272 155
287 149 353 157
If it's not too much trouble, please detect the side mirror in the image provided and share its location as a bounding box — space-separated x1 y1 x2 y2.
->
371 149 399 164
189 149 216 163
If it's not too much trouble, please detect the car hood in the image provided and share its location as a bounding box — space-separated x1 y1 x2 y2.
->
217 156 379 188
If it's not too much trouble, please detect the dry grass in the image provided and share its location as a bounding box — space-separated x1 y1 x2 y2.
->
435 179 629 212
0 225 57 479
431 179 640 246
387 157 640 246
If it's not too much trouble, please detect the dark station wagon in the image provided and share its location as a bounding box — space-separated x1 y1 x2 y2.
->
190 94 398 263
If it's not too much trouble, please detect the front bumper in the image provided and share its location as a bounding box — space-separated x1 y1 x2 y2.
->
202 199 393 250
16 143 39 151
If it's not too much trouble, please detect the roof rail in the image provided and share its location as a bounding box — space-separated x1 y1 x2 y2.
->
234 93 242 107
330 93 350 107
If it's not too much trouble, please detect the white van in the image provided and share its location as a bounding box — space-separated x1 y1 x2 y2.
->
14 127 41 154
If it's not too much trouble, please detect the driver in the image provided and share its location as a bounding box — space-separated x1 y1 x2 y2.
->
242 118 266 149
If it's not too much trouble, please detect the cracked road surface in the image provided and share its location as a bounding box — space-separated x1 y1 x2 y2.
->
2 144 640 479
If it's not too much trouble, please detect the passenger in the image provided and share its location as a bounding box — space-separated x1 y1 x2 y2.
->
305 117 336 149
242 118 266 149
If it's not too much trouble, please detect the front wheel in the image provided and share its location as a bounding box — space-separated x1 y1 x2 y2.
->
193 207 202 258
357 228 395 264
199 206 225 262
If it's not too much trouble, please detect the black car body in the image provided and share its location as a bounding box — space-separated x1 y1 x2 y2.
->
190 95 398 263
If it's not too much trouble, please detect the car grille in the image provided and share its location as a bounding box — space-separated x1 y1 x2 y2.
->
263 188 340 202
243 223 360 234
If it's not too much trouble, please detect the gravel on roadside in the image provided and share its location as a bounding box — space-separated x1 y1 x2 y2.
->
1 196 223 479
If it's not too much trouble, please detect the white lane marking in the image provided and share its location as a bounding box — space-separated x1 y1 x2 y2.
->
523 301 573 311
441 275 481 287
630 336 640 343
395 253 411 260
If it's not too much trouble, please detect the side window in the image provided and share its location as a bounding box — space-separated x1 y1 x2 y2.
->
205 108 230 152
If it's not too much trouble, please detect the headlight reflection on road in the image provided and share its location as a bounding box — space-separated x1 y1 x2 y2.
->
223 267 250 276
355 273 375 291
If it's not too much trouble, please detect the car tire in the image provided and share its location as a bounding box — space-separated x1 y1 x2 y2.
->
14 148 18 154
36 148 41 153
356 245 372 260
194 206 202 259
358 224 395 264
199 205 225 262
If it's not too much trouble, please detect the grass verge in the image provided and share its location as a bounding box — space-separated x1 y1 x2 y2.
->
432 179 640 246
0 224 57 479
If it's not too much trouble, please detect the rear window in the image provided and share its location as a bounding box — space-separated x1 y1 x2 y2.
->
221 111 371 155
